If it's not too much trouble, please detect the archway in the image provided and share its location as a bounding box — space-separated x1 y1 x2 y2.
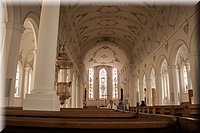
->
13 18 38 106
175 44 191 104
161 59 170 105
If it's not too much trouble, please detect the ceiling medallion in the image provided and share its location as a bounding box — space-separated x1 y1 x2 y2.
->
97 6 121 14
97 19 118 26
101 54 108 58
98 30 115 36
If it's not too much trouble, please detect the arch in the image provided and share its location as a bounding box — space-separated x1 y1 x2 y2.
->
139 70 145 83
4 5 13 22
81 38 132 64
155 55 168 74
23 14 39 50
146 64 155 80
189 22 199 53
169 39 189 65
9 6 21 24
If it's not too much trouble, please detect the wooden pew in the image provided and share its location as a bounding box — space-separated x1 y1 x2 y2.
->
188 104 200 119
4 107 177 133
138 113 200 133
177 117 200 133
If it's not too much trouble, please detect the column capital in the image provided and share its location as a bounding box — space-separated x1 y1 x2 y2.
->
168 65 178 70
6 22 25 33
155 73 162 77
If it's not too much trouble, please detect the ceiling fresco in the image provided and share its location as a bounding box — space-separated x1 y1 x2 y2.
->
59 4 191 70
64 5 160 50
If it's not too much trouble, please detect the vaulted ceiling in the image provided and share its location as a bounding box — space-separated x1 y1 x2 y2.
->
62 4 161 69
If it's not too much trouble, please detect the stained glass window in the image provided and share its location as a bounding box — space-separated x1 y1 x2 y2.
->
88 68 94 99
99 68 107 99
112 68 118 99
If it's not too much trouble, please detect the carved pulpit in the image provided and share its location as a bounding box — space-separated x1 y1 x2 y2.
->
56 57 73 106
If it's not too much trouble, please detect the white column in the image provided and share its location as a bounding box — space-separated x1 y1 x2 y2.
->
178 65 184 101
128 75 134 106
168 65 179 105
76 73 79 108
155 73 162 105
133 84 138 106
23 67 31 99
190 51 200 104
146 79 152 106
139 83 144 102
185 63 192 90
23 0 60 111
2 22 24 106
30 49 37 93
72 71 76 108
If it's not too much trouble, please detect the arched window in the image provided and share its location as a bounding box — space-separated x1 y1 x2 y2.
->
15 62 22 97
112 68 118 99
99 68 107 99
88 68 94 99
183 65 188 92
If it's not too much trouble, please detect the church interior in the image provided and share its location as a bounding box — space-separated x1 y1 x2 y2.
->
0 0 200 133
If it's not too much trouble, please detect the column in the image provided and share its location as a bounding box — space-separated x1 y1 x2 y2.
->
23 0 60 111
168 65 179 105
71 70 76 108
146 78 152 106
30 49 37 92
2 22 24 106
139 83 144 102
190 51 200 104
23 67 31 99
133 84 138 106
155 73 163 105
75 73 79 108
185 63 192 90
128 74 134 106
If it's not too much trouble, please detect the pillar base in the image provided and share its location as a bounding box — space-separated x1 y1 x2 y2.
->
23 93 60 111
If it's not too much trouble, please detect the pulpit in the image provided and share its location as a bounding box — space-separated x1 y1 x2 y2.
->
56 58 73 106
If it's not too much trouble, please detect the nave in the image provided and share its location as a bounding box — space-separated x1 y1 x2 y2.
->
0 1 200 133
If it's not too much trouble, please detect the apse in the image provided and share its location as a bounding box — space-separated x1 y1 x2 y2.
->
83 43 128 70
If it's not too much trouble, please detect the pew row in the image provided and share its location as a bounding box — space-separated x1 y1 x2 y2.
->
3 107 177 133
130 104 200 118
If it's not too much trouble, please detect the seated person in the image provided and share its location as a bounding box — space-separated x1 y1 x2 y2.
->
107 100 117 110
140 100 147 107
136 102 140 107
117 99 125 112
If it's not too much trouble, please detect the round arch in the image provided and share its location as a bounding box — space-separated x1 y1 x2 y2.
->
155 55 168 74
189 22 199 53
139 70 145 83
169 39 189 66
22 12 39 50
146 64 155 80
